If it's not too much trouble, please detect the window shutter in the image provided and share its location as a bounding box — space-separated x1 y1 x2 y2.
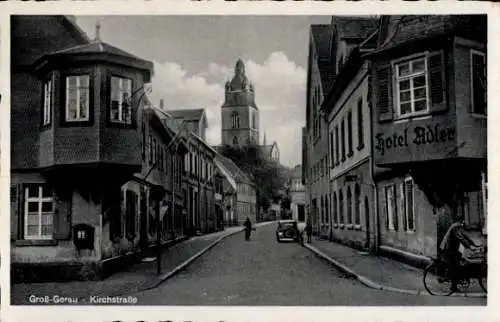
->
10 184 20 240
428 51 447 113
54 188 71 240
400 183 407 231
375 63 393 122
392 185 399 231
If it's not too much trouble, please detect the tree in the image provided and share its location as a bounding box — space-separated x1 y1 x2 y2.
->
219 143 289 214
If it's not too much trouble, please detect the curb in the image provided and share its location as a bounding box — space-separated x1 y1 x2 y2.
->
303 243 487 299
142 221 275 291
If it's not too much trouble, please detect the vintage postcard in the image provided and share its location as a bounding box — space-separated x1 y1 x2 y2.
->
1 1 499 322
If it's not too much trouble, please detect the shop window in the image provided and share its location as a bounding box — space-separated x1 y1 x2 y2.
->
24 184 54 240
385 184 398 231
471 50 487 116
394 57 428 117
354 184 361 226
65 75 90 122
347 187 352 225
110 76 132 124
339 190 344 224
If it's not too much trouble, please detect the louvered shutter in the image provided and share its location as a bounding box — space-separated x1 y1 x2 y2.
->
392 185 399 231
428 51 447 113
10 184 20 240
400 183 407 231
375 63 393 122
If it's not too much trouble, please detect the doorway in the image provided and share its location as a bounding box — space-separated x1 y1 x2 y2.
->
364 196 370 249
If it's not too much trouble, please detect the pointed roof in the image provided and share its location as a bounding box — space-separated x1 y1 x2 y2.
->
216 155 253 185
332 16 379 40
167 109 205 122
310 25 336 96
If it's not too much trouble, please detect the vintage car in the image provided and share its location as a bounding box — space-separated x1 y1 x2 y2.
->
276 219 301 243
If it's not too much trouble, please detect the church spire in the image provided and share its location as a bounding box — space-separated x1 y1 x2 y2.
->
94 20 101 42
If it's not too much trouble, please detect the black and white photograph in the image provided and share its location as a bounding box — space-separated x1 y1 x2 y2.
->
8 13 489 310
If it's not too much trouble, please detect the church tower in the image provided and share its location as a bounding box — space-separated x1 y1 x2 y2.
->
221 59 259 147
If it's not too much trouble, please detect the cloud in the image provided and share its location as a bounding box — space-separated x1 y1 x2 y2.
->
149 52 307 167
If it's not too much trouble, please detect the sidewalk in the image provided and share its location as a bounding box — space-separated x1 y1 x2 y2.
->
12 223 273 305
304 239 486 298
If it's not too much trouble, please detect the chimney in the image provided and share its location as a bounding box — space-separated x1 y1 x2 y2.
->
159 99 165 110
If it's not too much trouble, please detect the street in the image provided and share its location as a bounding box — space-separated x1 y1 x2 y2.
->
131 223 486 305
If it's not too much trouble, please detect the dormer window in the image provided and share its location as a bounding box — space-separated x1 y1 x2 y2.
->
111 76 132 124
42 79 53 127
65 75 90 122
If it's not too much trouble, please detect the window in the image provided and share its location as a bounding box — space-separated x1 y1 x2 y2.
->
65 75 90 122
403 178 415 231
231 112 240 128
347 111 353 157
354 184 361 226
341 119 346 162
252 111 257 129
471 50 486 115
110 76 132 124
125 189 137 240
141 123 146 159
24 184 54 239
395 57 428 117
357 98 364 150
148 135 153 165
385 184 398 231
347 187 352 225
42 79 52 126
325 196 329 223
329 130 334 168
152 138 157 166
335 126 339 165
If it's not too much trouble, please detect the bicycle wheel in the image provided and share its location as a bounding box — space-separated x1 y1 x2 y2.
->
423 261 454 296
478 259 487 293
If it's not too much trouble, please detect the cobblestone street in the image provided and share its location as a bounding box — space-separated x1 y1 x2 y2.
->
131 223 486 305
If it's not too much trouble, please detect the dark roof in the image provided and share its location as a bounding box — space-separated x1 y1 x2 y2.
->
216 155 253 184
52 40 143 60
311 25 333 61
34 39 154 74
310 25 336 96
369 15 486 57
332 17 378 40
168 109 205 122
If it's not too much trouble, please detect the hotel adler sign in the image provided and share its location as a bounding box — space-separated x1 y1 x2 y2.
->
374 117 457 165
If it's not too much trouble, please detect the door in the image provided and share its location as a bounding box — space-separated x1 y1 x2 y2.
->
298 204 305 222
139 187 148 249
364 196 370 249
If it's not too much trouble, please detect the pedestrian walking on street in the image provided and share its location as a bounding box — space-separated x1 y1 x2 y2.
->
244 217 254 241
305 219 312 243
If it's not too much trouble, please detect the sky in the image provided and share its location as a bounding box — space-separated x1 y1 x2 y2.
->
76 15 331 167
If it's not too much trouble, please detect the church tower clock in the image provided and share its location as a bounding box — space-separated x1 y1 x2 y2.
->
221 59 259 147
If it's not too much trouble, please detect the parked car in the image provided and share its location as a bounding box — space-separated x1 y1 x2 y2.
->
276 219 301 243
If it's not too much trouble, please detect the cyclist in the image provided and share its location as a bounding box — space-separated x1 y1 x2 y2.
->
439 212 478 292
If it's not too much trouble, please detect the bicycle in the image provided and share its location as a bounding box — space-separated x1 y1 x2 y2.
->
423 246 487 296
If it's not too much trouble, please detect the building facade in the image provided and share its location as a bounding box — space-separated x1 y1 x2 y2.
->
289 165 306 223
304 25 335 238
370 15 487 258
10 16 189 282
216 155 257 225
220 59 280 163
322 17 378 250
214 157 238 226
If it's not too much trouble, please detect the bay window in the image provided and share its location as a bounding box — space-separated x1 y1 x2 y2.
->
110 76 132 124
395 57 428 117
42 79 52 126
65 75 90 122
